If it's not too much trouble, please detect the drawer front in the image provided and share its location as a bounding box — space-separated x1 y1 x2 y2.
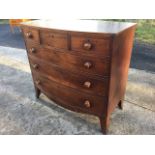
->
22 27 40 43
71 35 111 56
29 56 109 96
33 74 107 116
26 44 110 77
40 30 68 49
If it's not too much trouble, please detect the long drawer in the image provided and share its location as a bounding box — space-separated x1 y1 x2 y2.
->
33 74 107 116
29 56 109 96
26 43 110 77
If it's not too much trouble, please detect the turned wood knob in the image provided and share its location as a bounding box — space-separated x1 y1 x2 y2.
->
26 32 32 38
29 48 36 53
83 42 92 50
84 100 91 108
32 64 39 69
83 81 91 88
84 62 92 69
35 80 41 85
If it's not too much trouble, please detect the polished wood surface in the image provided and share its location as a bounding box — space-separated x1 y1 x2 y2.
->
21 20 136 34
21 20 136 134
40 30 68 49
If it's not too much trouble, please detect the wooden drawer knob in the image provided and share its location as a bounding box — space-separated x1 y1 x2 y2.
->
84 62 92 69
83 42 92 50
84 100 91 108
84 81 91 88
35 80 41 85
32 64 39 69
29 48 36 53
26 32 32 38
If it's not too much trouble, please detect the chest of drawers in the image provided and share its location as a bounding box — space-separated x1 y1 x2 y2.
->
21 20 136 134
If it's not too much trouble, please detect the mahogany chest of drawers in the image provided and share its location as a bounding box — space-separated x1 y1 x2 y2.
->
21 20 136 134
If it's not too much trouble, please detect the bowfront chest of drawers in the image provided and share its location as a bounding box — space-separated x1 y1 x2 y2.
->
21 20 136 134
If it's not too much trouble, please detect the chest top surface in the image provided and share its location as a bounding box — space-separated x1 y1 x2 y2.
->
21 20 136 34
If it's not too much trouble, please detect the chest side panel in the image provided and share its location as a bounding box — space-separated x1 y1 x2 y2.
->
107 26 136 116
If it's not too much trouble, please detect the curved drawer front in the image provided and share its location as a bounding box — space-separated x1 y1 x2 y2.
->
27 44 110 77
70 34 111 57
29 56 109 96
33 75 107 116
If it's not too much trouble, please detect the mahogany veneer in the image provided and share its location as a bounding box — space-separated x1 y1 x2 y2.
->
21 20 136 134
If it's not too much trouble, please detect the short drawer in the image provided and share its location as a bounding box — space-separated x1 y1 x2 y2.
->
29 57 109 96
71 35 111 56
33 74 107 116
26 44 110 77
22 27 40 43
40 30 68 49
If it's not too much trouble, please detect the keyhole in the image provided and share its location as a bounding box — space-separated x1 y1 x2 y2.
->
50 34 54 38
